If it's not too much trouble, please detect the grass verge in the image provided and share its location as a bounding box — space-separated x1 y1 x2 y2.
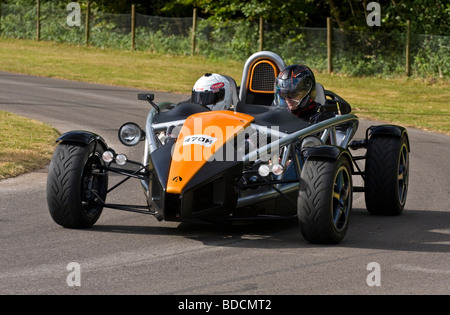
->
0 38 243 93
315 74 449 136
0 38 448 179
0 111 60 180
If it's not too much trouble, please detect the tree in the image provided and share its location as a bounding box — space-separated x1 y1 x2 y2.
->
166 0 323 27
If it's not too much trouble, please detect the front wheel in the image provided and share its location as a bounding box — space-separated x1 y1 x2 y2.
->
298 155 353 244
47 142 108 228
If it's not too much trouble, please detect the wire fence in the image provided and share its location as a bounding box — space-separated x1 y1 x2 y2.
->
0 3 448 78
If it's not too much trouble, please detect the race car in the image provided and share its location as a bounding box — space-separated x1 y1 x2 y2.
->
47 51 410 244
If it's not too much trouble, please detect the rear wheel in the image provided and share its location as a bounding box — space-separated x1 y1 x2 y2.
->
47 142 108 228
298 155 353 244
365 134 409 215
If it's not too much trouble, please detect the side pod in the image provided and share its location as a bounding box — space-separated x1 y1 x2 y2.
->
56 130 108 150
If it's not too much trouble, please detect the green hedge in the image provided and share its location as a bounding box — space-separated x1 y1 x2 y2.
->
0 2 447 78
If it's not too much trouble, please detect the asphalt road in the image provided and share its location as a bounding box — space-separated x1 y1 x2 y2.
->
0 71 449 296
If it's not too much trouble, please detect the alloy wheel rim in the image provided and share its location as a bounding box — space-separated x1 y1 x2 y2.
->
397 144 409 206
332 166 351 231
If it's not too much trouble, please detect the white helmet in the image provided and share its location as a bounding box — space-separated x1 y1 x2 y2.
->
191 73 232 111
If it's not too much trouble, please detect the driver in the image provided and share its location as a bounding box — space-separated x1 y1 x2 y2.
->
273 64 319 122
273 65 322 181
191 73 233 111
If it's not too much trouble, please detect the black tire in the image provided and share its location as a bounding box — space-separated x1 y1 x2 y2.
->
365 135 409 215
298 155 353 244
47 142 108 228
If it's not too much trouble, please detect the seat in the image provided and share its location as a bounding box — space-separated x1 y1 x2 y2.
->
245 60 278 105
238 51 285 107
315 83 326 106
222 75 240 109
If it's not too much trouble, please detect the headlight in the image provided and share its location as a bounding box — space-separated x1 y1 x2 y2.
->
102 150 115 163
118 122 145 146
301 136 323 151
271 163 284 176
258 164 271 177
115 154 128 166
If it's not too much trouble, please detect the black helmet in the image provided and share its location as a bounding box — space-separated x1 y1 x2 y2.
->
274 64 316 110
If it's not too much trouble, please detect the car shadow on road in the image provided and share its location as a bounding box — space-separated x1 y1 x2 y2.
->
343 208 450 253
89 207 450 252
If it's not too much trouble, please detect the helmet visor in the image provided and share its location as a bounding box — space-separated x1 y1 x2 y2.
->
191 88 225 106
275 77 311 101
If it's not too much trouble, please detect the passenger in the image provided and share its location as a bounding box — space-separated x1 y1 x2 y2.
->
190 73 233 111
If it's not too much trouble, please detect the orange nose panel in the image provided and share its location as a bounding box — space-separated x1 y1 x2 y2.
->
166 111 254 194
